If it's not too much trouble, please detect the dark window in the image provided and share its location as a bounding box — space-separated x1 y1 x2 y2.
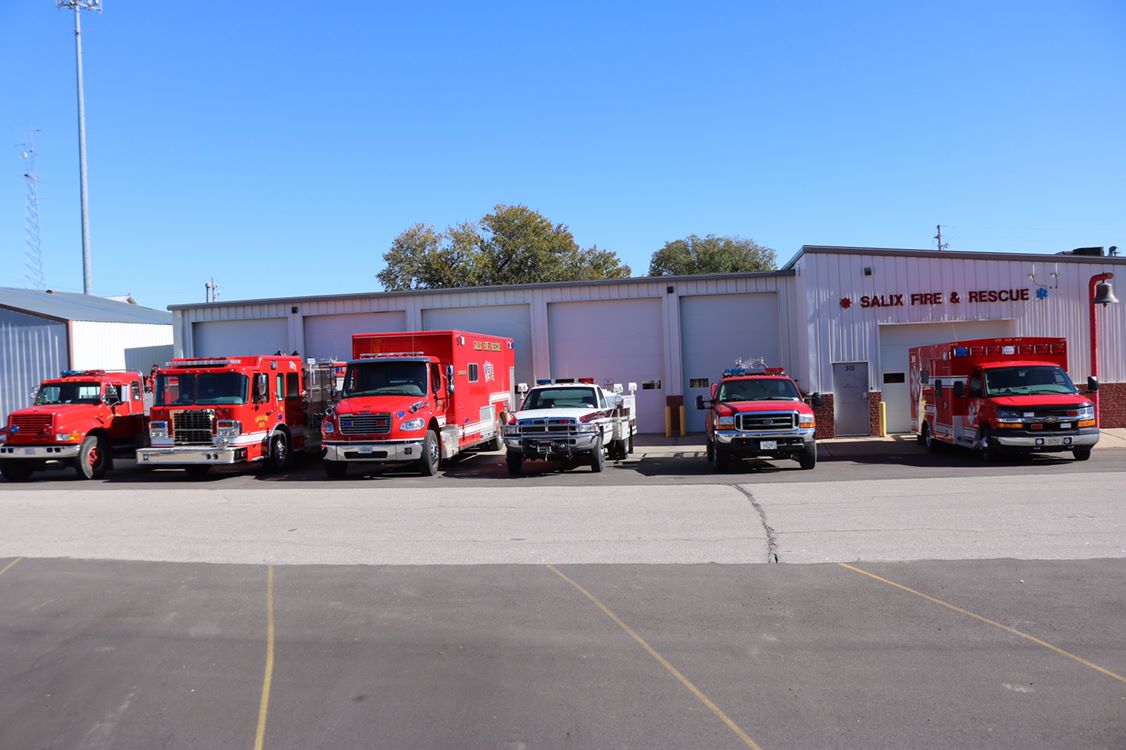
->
286 372 299 398
468 363 479 383
132 381 143 400
689 378 709 388
882 372 906 384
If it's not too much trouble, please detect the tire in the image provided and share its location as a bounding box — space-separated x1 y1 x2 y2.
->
976 425 1002 463
487 422 504 452
1072 447 1092 461
265 431 290 472
74 434 111 480
419 429 440 476
798 441 817 470
705 439 715 463
626 431 634 455
324 459 347 478
186 465 211 478
506 451 522 476
0 460 34 482
923 422 941 453
589 437 605 473
714 446 731 472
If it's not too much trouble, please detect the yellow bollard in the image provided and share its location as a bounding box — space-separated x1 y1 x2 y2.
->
878 401 887 437
664 405 672 438
679 405 687 437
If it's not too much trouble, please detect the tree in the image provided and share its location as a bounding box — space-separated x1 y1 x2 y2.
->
648 234 776 276
378 205 631 290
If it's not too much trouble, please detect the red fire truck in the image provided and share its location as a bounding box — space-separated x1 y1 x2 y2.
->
697 358 819 471
0 369 149 481
320 330 515 478
910 337 1100 461
136 355 338 475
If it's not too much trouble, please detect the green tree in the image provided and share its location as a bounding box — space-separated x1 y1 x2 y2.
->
378 205 631 290
648 234 776 276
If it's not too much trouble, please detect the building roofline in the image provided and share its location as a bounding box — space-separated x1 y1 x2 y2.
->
782 245 1126 270
167 269 796 311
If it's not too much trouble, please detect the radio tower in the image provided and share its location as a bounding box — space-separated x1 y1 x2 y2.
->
19 132 46 290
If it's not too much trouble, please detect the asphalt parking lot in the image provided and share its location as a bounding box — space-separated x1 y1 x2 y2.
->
2 439 1125 749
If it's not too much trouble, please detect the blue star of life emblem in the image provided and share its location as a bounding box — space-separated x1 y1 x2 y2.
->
1036 287 1049 300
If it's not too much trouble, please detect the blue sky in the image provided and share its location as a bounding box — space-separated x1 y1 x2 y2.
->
2 1 1124 310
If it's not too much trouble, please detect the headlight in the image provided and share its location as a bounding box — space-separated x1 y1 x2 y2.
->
56 432 81 442
216 419 241 438
503 425 518 436
322 421 335 434
400 417 425 431
717 415 735 427
996 409 1022 421
576 423 598 433
798 413 815 426
1077 404 1094 420
149 420 168 438
0 431 6 444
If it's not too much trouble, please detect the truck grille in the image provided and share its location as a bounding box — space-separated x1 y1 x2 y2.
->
517 418 577 435
737 412 797 431
339 413 391 435
12 414 51 435
173 410 215 445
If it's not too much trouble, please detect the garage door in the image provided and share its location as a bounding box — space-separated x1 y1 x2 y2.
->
303 311 406 361
193 318 289 357
879 319 1014 433
423 304 533 387
680 293 779 433
548 299 664 432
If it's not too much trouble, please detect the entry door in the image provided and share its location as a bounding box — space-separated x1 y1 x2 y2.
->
833 362 869 436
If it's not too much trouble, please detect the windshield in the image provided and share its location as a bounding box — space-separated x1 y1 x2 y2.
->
984 365 1077 396
155 372 249 406
521 387 600 410
36 381 102 405
718 378 801 402
343 361 428 397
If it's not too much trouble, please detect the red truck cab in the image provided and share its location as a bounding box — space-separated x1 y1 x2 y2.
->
910 337 1099 461
697 359 818 471
0 369 148 481
320 330 515 478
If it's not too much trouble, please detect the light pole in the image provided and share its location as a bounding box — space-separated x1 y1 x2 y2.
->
58 0 101 295
1088 272 1119 427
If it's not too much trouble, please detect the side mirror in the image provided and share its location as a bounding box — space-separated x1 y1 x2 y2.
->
935 380 944 396
446 364 455 395
105 392 121 406
695 395 706 410
254 374 269 403
953 381 966 399
1087 376 1100 393
812 392 823 407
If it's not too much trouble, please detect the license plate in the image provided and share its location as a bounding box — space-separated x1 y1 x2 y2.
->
760 440 777 450
358 445 374 454
1044 437 1063 446
1059 423 1071 429
24 448 36 456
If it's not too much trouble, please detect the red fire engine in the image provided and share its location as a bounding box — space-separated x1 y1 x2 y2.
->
697 358 819 471
910 337 1100 461
136 355 338 475
0 369 149 481
321 330 515 478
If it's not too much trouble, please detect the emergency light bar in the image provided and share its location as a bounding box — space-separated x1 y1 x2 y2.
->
533 378 599 385
60 369 107 377
358 352 427 359
165 358 244 368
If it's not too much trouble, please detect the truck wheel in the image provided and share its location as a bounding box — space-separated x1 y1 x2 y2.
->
324 459 347 478
626 431 634 454
186 465 211 478
1072 447 1092 461
798 442 818 470
0 460 34 482
505 451 522 475
265 431 290 472
419 430 440 476
589 437 605 473
705 439 715 463
714 446 731 472
922 422 941 453
976 425 1002 462
74 434 111 479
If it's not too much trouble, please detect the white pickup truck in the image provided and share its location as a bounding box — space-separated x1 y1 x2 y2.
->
502 379 637 474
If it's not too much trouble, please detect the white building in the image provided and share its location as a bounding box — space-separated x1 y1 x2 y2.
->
169 245 1126 435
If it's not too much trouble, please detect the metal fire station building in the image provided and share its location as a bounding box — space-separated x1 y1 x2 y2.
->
169 245 1126 436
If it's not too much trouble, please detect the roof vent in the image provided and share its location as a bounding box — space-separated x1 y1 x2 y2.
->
1058 246 1104 257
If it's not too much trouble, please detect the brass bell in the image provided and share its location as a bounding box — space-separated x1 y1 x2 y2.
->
1093 281 1119 306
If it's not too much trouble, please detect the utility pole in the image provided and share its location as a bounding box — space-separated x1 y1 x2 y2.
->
18 131 46 290
934 224 949 252
58 0 101 295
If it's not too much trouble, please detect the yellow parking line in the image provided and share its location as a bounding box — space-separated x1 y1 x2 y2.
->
0 557 22 577
547 565 764 750
253 565 276 750
839 562 1126 685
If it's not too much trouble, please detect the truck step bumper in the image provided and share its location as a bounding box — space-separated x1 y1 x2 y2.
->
996 432 1099 449
137 446 250 465
324 441 424 462
0 445 81 460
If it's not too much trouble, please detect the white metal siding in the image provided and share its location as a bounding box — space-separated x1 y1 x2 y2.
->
193 318 289 357
303 311 406 361
0 308 68 424
548 298 665 432
680 293 780 432
69 321 174 372
422 304 533 387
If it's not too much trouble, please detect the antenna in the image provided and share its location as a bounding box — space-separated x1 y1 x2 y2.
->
934 224 949 252
57 0 102 295
18 131 46 290
205 276 221 303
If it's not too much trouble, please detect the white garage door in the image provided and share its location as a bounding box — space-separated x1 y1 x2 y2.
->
879 319 1014 433
303 311 406 361
548 299 664 432
193 318 289 357
680 293 779 433
423 304 533 387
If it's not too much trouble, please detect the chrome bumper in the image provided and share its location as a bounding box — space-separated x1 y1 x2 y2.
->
136 446 251 465
504 433 601 453
0 444 81 460
996 431 1099 449
323 440 424 462
714 427 815 445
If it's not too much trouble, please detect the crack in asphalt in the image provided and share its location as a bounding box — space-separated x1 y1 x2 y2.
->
735 485 777 563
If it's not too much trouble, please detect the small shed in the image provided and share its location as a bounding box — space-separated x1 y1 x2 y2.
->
0 288 173 423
